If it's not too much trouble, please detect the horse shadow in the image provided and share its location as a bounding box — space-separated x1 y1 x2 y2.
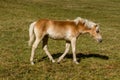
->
39 52 109 62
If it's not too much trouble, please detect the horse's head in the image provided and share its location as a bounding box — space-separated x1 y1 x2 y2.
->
84 20 102 43
74 17 102 43
89 24 102 43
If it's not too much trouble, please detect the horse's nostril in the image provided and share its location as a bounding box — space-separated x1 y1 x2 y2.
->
99 39 102 43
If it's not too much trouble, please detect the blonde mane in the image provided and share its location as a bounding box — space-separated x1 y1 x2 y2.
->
74 17 97 28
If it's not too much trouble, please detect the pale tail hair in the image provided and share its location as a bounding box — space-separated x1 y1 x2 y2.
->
28 22 36 46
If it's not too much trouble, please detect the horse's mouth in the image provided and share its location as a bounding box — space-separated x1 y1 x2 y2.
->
97 38 102 43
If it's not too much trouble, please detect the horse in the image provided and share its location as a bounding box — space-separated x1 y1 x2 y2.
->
28 17 102 65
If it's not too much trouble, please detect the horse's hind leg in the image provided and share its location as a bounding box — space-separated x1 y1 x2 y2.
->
42 35 55 63
30 27 44 65
30 35 43 65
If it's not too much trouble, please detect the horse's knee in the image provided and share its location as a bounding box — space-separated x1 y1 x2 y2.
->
32 43 38 49
43 45 47 51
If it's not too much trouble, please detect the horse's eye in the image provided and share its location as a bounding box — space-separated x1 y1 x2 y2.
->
96 30 99 33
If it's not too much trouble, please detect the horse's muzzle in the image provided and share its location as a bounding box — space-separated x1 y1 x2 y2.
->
98 38 102 43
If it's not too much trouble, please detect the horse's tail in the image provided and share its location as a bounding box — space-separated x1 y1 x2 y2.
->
28 21 36 46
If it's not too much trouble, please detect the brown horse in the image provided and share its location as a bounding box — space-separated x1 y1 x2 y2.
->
28 17 102 65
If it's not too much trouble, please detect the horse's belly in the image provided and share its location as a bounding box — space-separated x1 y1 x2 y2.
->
47 27 71 40
48 32 65 40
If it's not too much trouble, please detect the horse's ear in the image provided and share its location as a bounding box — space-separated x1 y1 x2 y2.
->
95 23 100 27
96 25 100 32
82 22 85 25
83 19 88 26
94 24 98 28
95 25 97 27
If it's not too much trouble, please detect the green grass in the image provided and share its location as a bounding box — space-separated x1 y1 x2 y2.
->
0 0 120 80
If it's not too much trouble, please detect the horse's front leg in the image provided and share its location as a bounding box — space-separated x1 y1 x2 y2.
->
71 38 79 64
57 41 70 63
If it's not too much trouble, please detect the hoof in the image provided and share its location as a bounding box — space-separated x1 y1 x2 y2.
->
31 62 34 65
57 60 60 64
57 59 61 63
52 60 55 63
74 61 79 64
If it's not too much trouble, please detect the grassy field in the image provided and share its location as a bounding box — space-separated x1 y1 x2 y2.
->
0 0 120 80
